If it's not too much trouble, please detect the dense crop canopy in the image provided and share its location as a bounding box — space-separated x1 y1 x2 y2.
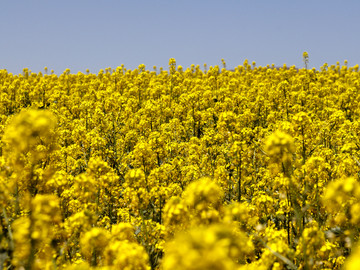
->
1 59 360 269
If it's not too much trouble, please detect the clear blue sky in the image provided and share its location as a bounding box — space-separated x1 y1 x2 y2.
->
1 0 359 74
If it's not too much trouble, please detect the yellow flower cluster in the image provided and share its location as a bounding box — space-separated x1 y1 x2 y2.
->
1 58 360 269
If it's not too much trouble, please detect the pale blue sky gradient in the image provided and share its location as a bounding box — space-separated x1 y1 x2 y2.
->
1 0 359 74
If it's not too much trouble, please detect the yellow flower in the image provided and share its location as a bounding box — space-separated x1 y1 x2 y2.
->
163 224 253 270
111 222 136 242
80 227 110 265
343 245 360 270
183 177 223 212
3 109 57 163
104 240 150 269
265 130 295 174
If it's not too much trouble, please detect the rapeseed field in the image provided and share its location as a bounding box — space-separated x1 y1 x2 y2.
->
1 56 360 269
